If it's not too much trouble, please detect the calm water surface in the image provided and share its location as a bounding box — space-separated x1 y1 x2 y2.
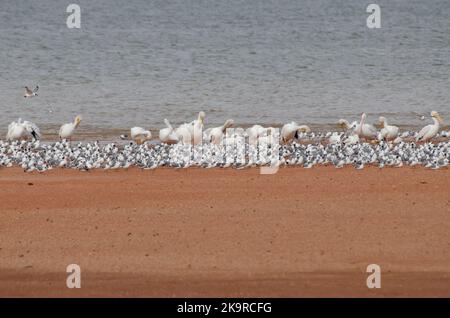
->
0 0 449 139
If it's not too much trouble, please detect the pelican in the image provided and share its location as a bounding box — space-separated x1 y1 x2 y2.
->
208 119 234 144
176 111 205 145
354 113 378 140
246 125 277 145
59 115 82 141
159 119 179 144
416 111 444 142
256 131 278 145
6 119 41 141
185 111 205 135
175 123 193 144
24 86 39 98
378 116 399 141
130 127 152 144
338 119 358 131
191 113 205 145
280 122 311 143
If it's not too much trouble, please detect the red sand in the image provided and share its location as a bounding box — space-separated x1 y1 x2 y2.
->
0 166 449 297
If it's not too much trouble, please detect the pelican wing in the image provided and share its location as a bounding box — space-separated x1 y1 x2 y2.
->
164 119 173 131
58 124 66 137
6 122 16 139
367 124 377 135
416 125 431 141
32 123 41 138
297 125 311 133
24 121 41 139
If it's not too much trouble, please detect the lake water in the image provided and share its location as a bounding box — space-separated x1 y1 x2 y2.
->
0 0 449 139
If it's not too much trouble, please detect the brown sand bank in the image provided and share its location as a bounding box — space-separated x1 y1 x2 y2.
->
0 166 449 297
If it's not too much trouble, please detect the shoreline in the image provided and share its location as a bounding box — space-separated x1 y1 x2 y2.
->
1 166 449 297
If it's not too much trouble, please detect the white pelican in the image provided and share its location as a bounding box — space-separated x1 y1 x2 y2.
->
130 127 152 144
6 119 41 141
184 111 205 135
59 115 82 141
378 116 399 141
416 111 444 142
338 119 357 131
280 122 311 143
191 113 205 145
24 86 39 98
256 131 278 145
246 125 277 145
175 123 193 144
208 119 234 144
354 113 378 140
176 111 205 145
159 119 179 144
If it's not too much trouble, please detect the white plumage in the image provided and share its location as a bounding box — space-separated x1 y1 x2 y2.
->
416 111 443 142
378 116 399 141
130 127 152 144
208 119 234 144
280 121 311 143
6 118 41 141
59 115 82 141
159 119 179 144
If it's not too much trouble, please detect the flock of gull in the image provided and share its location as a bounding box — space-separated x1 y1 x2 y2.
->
1 105 449 172
0 86 445 171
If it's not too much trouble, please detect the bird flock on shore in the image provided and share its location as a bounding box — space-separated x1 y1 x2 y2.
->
0 86 448 172
1 112 449 172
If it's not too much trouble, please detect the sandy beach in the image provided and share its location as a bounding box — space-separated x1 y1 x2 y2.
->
0 166 449 297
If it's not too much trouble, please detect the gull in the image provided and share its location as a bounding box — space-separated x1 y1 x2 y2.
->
24 86 39 98
342 132 359 145
328 132 342 144
355 161 365 169
58 157 69 168
394 158 403 168
334 159 345 168
303 162 313 169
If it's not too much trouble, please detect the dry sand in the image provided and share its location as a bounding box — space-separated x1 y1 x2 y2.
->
0 166 449 297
